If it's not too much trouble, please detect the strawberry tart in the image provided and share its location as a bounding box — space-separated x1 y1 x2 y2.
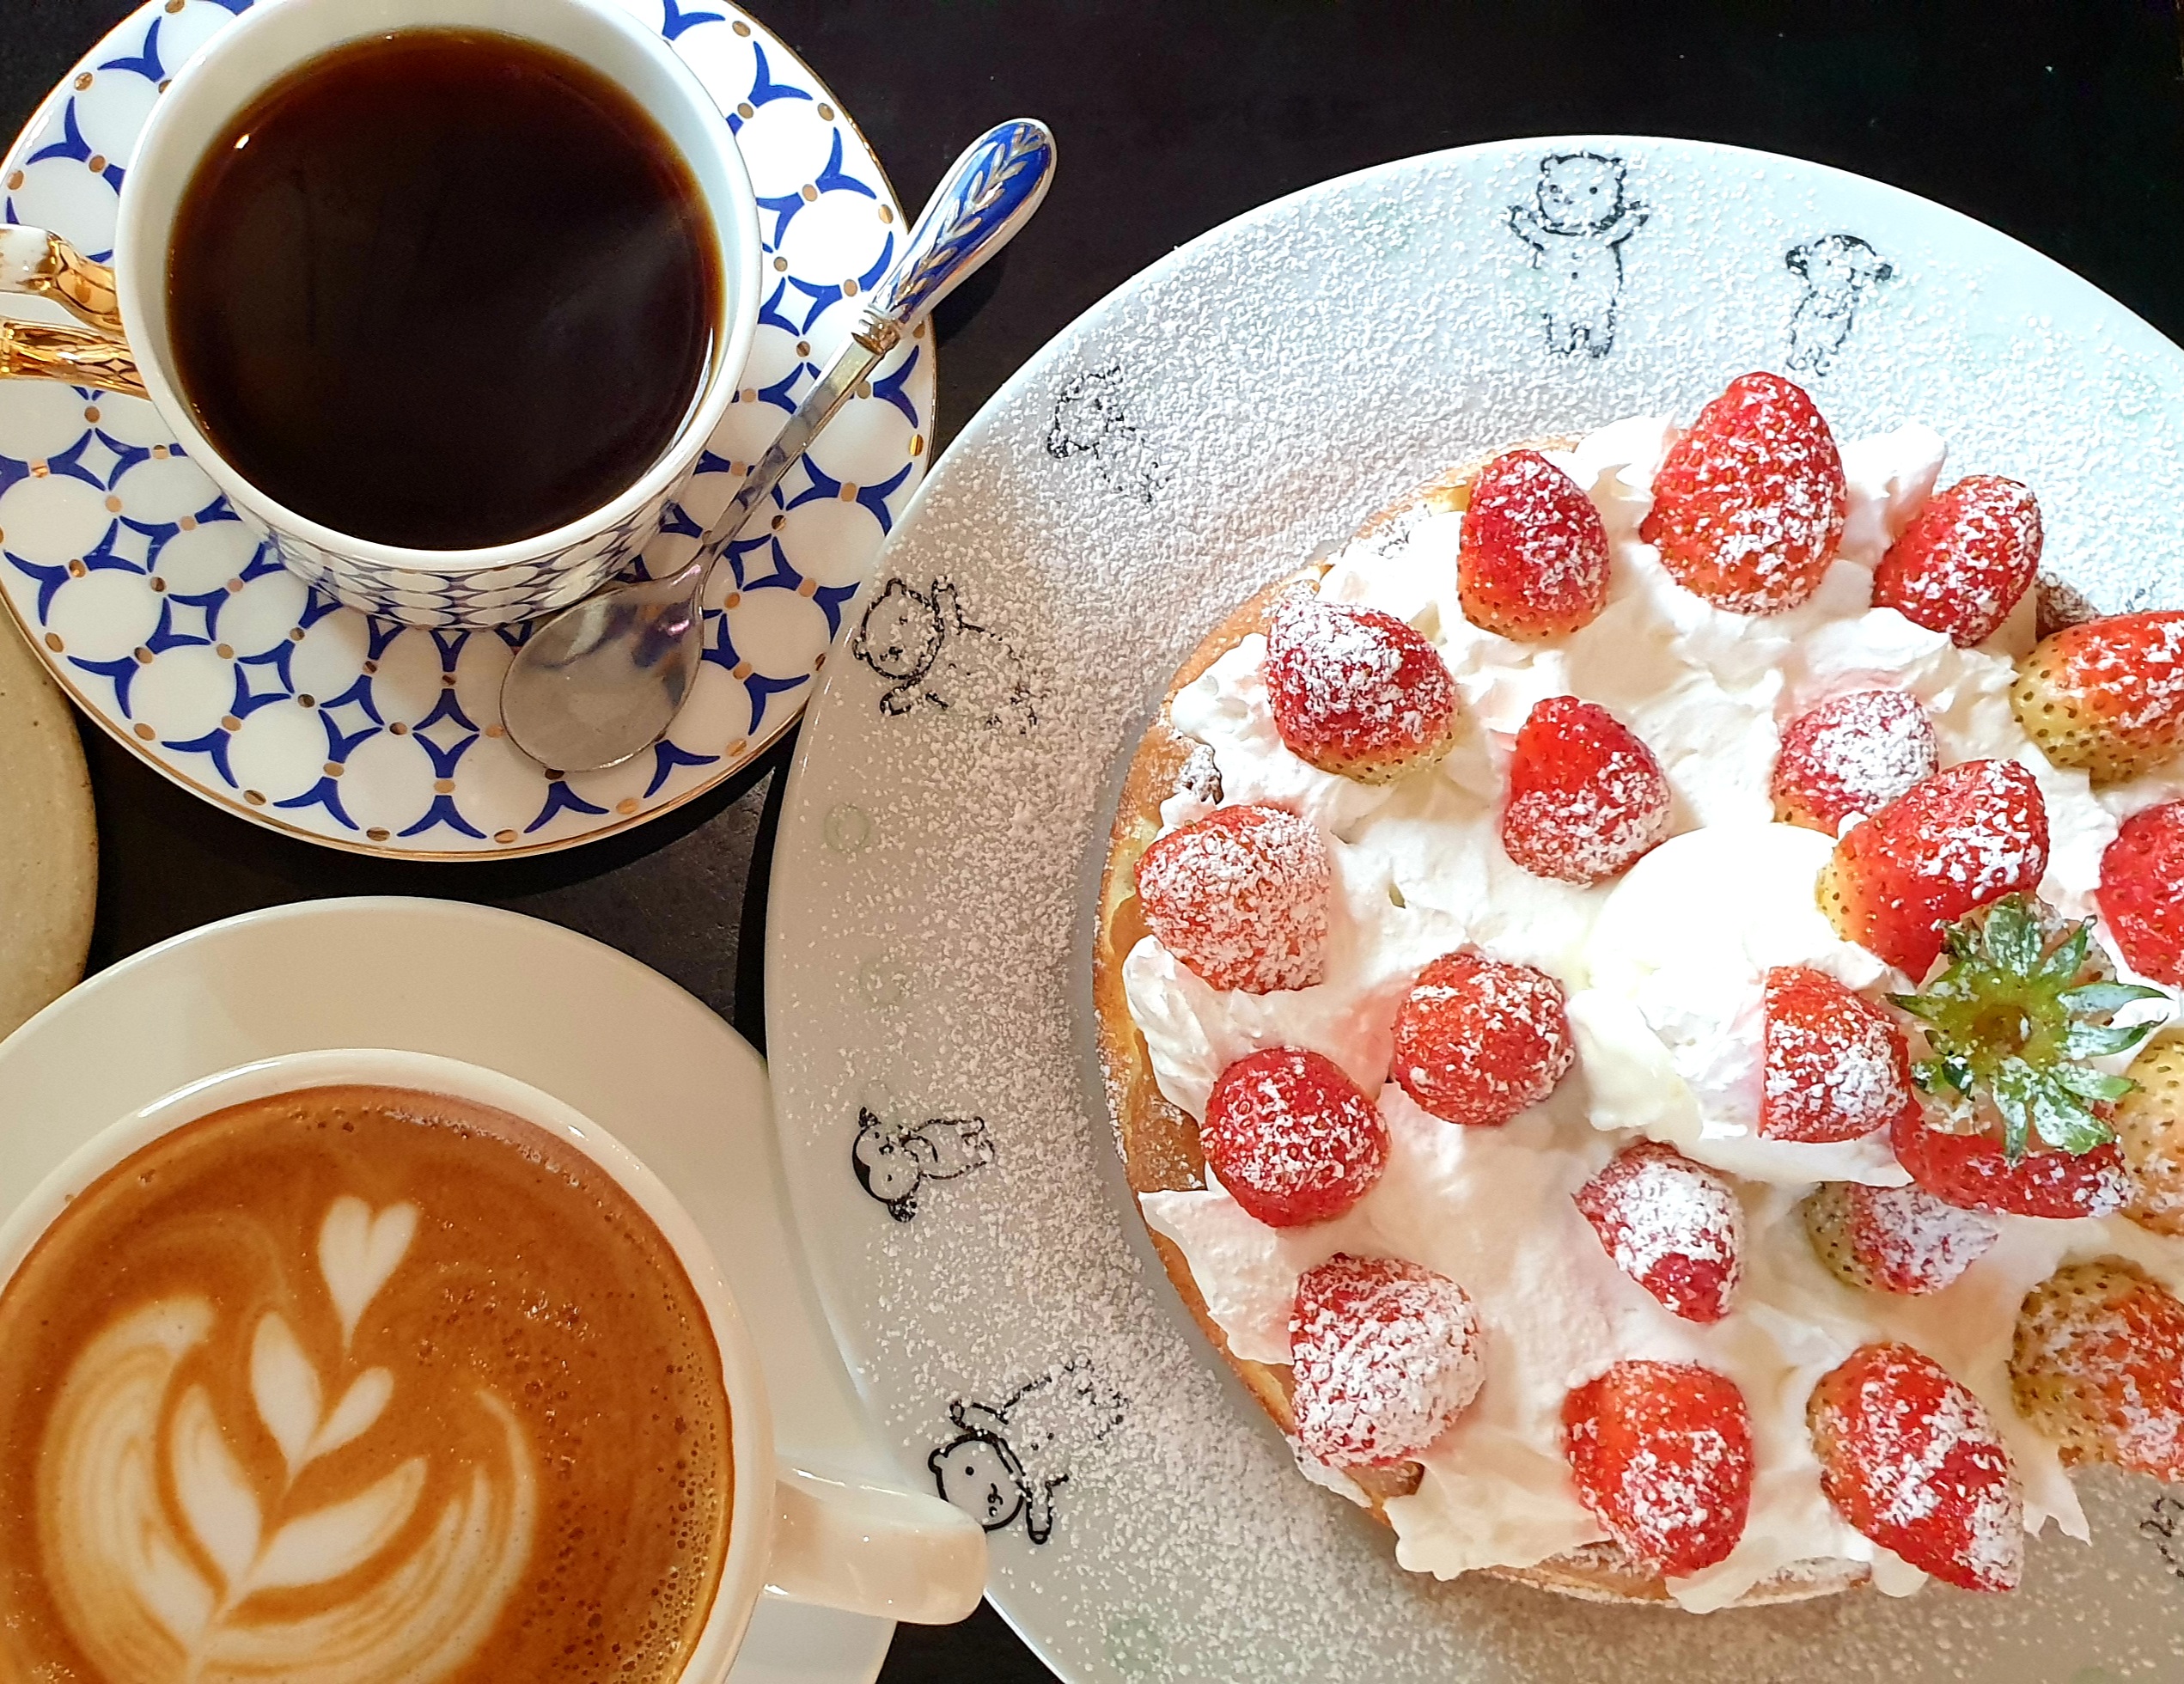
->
1090 371 2184 1611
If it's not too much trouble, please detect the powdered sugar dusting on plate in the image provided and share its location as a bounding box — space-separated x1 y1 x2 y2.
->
767 138 2184 1681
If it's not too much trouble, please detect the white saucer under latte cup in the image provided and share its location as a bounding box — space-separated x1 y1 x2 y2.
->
0 1048 985 1684
0 0 761 627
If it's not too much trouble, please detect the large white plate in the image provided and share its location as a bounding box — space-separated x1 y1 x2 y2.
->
765 137 2184 1683
0 895 894 1684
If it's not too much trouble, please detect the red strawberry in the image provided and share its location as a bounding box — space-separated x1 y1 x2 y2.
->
1873 474 2043 647
1760 965 1919 1144
1264 590 1461 784
1203 1047 1388 1227
2011 611 2184 785
1391 951 1574 1126
1808 1341 2023 1592
1771 690 1938 835
1135 804 1332 993
1802 1180 2001 1296
1290 1253 1483 1466
1574 1142 1743 1323
1889 1101 2132 1219
2097 801 2184 986
1562 1360 1754 1577
2010 1258 2184 1481
1640 371 1847 615
1457 448 1611 640
1817 760 2049 976
1500 696 1674 884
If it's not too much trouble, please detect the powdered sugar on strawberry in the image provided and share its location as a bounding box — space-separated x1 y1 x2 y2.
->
1845 1181 2000 1294
1760 966 1913 1144
1135 802 1333 993
1290 1253 1485 1466
1576 1143 1744 1322
1264 591 1458 776
1772 689 1938 833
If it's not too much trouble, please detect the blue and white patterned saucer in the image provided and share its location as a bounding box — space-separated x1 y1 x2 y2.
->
0 0 933 857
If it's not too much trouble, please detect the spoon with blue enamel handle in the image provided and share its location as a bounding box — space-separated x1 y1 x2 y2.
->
499 119 1056 773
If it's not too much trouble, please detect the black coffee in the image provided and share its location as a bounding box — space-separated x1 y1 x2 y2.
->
168 29 720 550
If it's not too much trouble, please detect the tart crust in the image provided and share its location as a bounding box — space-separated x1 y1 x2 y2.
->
1091 442 1870 1608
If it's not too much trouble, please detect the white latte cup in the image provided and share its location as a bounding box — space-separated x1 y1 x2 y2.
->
0 0 762 628
0 1047 987 1683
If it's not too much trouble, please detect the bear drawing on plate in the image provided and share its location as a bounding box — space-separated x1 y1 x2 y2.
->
851 1107 995 1222
929 1356 1126 1545
850 578 1036 732
1784 232 1894 376
1505 151 1647 358
1045 363 1168 504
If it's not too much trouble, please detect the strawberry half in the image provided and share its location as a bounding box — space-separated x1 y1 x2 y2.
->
1873 474 2043 648
1802 1180 2000 1296
1887 894 2157 1212
1500 696 1674 884
1391 951 1574 1126
1574 1142 1743 1323
1640 371 1847 616
1808 1341 2023 1592
1135 803 1332 993
1817 760 2049 977
1202 1047 1388 1228
1760 965 1919 1144
1890 1102 2132 1219
2097 800 2184 987
1457 448 1611 640
1771 689 1937 835
1264 590 1461 784
2011 610 2184 785
1562 1361 1754 1577
1290 1253 1484 1466
2010 1258 2184 1481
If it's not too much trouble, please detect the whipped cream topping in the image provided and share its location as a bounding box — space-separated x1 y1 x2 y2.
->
1124 414 2184 1610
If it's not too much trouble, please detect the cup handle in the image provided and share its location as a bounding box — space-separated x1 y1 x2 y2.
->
0 224 143 395
766 1461 987 1624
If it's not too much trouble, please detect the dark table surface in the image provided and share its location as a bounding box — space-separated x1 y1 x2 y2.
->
7 2 2184 1678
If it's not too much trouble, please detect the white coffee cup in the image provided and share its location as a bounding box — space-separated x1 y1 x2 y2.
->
0 0 761 629
0 1047 985 1682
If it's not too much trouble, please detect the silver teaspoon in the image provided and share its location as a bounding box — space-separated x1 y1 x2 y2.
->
500 119 1057 772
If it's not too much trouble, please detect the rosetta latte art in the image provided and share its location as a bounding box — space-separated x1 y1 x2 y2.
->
39 1196 537 1684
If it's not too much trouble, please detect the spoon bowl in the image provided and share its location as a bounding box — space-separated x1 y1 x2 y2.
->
499 559 705 772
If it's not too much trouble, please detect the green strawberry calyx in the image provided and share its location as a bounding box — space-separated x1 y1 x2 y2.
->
1889 894 2167 1161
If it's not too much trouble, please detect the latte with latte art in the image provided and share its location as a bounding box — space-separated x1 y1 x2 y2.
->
0 1085 732 1684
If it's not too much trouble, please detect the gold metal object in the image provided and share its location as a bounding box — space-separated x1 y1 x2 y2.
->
0 225 141 394
7 228 125 337
0 318 146 397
